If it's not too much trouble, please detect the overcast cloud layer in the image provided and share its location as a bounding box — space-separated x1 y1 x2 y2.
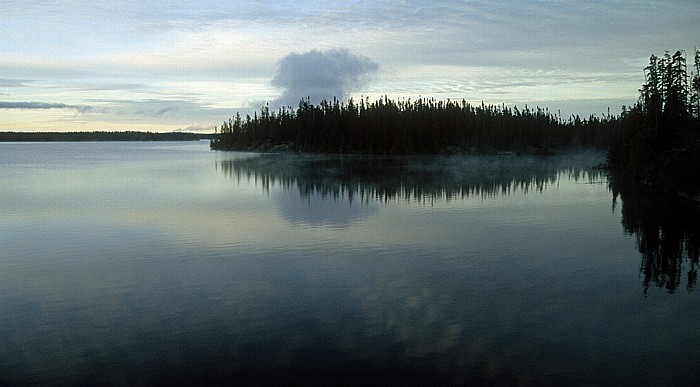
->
1 1 699 132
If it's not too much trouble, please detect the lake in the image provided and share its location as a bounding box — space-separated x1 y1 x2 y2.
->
1 141 699 385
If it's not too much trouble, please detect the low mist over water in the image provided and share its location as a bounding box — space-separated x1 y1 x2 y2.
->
1 142 699 385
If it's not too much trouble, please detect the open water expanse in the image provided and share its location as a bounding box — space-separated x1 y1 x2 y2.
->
1 141 699 385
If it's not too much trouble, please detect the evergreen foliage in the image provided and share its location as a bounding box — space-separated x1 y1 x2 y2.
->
608 49 700 197
211 97 618 154
213 48 699 198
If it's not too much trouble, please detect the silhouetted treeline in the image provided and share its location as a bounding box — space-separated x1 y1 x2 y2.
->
212 97 618 154
609 172 700 293
608 49 700 197
0 131 210 142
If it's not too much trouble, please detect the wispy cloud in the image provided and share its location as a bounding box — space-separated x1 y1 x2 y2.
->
0 78 31 88
174 122 216 133
89 99 213 118
71 98 227 130
0 101 90 111
82 83 144 91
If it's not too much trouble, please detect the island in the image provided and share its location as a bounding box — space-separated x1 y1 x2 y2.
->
212 49 700 202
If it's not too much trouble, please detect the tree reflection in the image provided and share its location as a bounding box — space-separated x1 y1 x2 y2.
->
217 152 605 204
609 173 700 293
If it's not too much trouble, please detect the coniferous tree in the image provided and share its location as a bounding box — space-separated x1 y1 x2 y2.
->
690 49 700 119
211 96 618 154
608 48 700 196
661 51 689 141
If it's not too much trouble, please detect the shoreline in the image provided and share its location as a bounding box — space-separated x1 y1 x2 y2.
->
0 131 213 142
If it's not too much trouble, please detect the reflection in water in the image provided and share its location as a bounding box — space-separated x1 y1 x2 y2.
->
8 143 700 384
275 189 379 227
610 174 700 293
218 151 606 203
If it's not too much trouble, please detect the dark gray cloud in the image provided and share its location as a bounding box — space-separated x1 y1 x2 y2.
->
272 49 378 107
0 101 90 111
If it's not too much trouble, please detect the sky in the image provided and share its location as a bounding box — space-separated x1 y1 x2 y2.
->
1 0 699 133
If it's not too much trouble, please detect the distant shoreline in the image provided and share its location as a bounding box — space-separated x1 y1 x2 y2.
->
0 131 214 142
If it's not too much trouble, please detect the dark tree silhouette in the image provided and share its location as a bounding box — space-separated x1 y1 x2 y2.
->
609 172 700 293
690 49 700 120
608 48 700 198
212 96 618 155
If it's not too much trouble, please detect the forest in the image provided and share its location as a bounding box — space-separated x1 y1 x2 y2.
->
212 48 700 199
0 131 209 142
607 49 700 197
211 97 618 154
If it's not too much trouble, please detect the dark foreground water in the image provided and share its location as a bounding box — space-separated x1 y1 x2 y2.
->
1 142 699 385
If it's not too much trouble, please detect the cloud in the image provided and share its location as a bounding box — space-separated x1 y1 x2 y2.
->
0 101 90 111
0 78 30 88
154 106 176 115
174 122 216 133
271 49 378 107
84 99 198 117
83 83 143 91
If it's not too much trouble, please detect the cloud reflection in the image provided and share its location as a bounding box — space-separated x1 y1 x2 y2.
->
274 189 378 228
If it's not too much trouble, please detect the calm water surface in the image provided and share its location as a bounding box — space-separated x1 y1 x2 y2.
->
1 141 699 385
